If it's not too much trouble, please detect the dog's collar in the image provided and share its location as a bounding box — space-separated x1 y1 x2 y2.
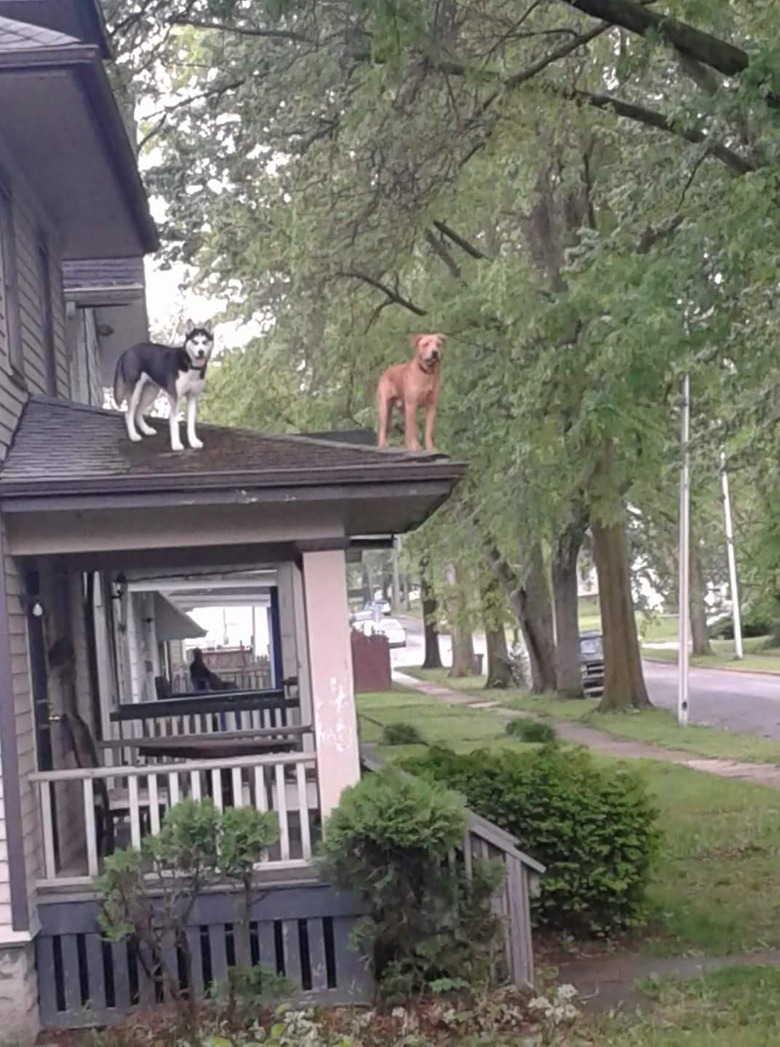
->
417 357 438 375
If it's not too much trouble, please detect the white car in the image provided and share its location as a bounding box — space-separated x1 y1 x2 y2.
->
353 614 407 648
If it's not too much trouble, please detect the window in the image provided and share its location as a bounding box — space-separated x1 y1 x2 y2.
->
0 185 22 379
37 240 56 395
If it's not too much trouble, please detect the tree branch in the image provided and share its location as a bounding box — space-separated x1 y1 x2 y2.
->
563 0 776 101
340 269 428 316
433 220 491 259
425 229 462 278
168 16 313 44
567 89 755 175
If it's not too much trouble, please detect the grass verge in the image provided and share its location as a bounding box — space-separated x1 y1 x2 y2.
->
401 667 780 764
643 635 780 674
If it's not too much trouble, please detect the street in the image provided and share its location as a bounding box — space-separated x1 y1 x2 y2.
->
393 615 780 740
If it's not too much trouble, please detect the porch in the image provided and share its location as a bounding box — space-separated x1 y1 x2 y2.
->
0 397 465 1033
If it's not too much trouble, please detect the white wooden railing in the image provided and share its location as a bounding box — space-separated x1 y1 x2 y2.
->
30 752 319 889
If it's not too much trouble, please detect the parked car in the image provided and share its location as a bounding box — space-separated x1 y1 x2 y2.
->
579 631 605 695
353 614 407 648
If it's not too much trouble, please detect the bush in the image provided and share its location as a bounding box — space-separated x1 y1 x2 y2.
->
381 721 426 746
403 746 660 939
318 767 504 999
505 718 557 745
709 612 772 640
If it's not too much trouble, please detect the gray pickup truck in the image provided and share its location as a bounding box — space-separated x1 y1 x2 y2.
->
580 630 605 696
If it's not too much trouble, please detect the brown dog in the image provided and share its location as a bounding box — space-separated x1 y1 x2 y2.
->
376 333 446 451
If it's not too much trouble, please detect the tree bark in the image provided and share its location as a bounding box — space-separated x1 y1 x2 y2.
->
481 540 556 693
552 514 587 698
592 517 651 710
690 545 713 656
564 0 750 79
482 577 513 689
523 544 557 693
446 564 478 677
420 556 443 670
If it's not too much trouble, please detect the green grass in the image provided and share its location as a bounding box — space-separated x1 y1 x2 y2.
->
582 967 780 1045
404 668 780 764
579 609 680 643
359 685 780 957
644 635 780 674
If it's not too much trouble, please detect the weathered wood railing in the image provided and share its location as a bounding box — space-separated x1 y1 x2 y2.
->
30 751 320 888
172 663 273 694
110 687 300 741
361 750 544 988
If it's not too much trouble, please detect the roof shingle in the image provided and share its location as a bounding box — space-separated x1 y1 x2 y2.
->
0 13 80 52
0 397 462 496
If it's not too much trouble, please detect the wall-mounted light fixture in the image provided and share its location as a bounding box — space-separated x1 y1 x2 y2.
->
20 593 44 618
110 573 128 602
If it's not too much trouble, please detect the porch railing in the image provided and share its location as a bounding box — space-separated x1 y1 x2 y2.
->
30 751 320 889
110 687 300 741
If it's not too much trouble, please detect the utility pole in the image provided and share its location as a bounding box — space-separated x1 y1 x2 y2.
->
719 449 743 659
677 374 691 726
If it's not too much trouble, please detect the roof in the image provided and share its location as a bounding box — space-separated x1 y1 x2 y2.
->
0 15 157 257
0 13 77 50
0 0 109 56
0 397 465 504
63 257 146 305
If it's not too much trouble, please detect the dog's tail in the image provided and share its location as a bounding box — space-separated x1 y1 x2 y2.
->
113 352 131 407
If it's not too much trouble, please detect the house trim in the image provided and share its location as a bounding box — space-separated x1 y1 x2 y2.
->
0 526 29 931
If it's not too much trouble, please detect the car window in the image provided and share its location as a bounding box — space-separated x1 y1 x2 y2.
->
580 636 603 658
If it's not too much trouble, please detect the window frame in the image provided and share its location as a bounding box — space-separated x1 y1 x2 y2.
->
0 183 23 384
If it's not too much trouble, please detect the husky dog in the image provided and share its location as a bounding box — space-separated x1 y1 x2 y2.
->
113 321 214 452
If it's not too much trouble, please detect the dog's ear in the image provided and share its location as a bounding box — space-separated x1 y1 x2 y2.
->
184 319 196 335
436 333 448 343
203 321 214 336
410 334 424 350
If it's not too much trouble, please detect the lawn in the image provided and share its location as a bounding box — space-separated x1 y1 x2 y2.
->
580 609 680 644
357 685 780 957
644 635 780 674
402 667 780 764
581 967 780 1046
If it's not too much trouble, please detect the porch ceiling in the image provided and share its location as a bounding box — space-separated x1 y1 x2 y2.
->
0 17 157 257
0 397 465 559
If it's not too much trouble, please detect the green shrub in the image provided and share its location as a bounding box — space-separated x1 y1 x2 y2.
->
318 766 504 999
381 721 425 746
505 718 557 745
403 746 660 939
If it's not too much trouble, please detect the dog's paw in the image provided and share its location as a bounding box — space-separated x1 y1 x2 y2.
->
170 441 185 452
189 437 204 450
128 431 143 443
138 422 156 436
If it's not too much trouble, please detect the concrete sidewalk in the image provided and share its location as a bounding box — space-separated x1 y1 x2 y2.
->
393 671 780 790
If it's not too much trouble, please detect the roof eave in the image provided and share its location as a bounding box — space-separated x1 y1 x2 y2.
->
0 44 158 255
0 467 466 510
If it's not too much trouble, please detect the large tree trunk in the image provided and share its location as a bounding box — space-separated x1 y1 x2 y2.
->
552 514 587 698
446 564 477 677
522 545 557 693
690 545 713 656
420 556 443 670
592 517 651 710
482 577 513 689
482 540 556 694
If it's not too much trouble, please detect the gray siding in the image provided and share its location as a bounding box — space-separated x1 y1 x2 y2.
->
0 164 72 931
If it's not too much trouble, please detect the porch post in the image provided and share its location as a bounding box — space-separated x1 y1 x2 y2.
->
301 550 360 817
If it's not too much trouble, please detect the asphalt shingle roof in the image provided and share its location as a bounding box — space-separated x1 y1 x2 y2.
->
0 397 462 495
0 14 80 52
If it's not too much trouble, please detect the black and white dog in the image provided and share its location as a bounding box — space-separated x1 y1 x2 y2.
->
113 321 214 452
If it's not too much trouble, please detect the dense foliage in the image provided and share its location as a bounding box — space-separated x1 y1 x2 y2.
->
404 746 661 938
103 0 780 705
318 767 504 999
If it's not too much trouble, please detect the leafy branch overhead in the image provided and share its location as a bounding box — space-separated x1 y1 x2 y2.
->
108 0 780 707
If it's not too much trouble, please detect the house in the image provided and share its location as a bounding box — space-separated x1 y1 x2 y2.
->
0 3 543 1038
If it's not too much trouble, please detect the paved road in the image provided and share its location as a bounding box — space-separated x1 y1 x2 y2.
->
392 614 780 740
